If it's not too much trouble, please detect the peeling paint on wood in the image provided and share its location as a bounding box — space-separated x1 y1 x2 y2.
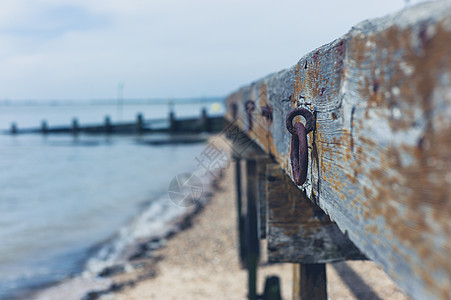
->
225 2 451 299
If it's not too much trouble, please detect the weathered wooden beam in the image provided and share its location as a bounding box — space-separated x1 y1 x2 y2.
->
225 2 451 299
266 164 364 263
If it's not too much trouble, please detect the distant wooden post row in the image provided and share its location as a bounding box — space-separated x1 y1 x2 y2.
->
7 108 224 135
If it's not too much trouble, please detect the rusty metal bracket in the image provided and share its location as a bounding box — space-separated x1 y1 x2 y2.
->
261 104 273 122
286 108 315 185
231 103 238 119
245 100 255 131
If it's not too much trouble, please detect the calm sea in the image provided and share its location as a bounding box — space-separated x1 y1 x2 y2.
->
0 101 224 299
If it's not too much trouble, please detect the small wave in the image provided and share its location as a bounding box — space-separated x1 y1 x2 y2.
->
82 169 215 278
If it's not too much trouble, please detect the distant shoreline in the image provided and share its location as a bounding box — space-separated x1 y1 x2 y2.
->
0 96 224 107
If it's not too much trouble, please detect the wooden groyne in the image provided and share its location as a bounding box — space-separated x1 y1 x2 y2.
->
6 108 223 135
225 1 451 300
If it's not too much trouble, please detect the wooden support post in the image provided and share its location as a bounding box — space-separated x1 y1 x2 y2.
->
200 107 208 132
10 123 17 135
229 125 268 269
256 157 272 239
292 263 327 300
41 120 48 134
104 115 112 134
246 159 259 300
71 118 79 135
136 113 144 133
169 111 176 133
235 158 246 268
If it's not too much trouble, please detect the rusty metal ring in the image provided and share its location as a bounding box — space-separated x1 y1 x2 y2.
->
231 103 238 119
290 122 308 185
245 100 255 131
260 104 273 122
245 100 255 112
286 107 314 186
285 107 315 135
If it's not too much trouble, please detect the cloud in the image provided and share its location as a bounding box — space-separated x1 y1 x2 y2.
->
0 0 419 100
1 5 110 39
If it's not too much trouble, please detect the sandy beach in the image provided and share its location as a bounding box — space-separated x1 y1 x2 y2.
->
35 136 411 300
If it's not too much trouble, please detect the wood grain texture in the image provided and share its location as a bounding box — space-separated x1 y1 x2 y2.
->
266 164 364 263
225 2 451 299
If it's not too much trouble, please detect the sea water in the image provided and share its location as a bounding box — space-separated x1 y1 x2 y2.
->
0 101 224 299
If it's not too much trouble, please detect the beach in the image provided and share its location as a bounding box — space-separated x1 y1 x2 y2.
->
0 102 221 299
34 136 410 300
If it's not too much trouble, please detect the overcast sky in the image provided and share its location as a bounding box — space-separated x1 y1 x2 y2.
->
0 0 427 101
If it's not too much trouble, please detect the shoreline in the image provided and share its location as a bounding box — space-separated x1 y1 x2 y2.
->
32 176 218 300
0 129 213 300
32 135 410 300
30 135 225 300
